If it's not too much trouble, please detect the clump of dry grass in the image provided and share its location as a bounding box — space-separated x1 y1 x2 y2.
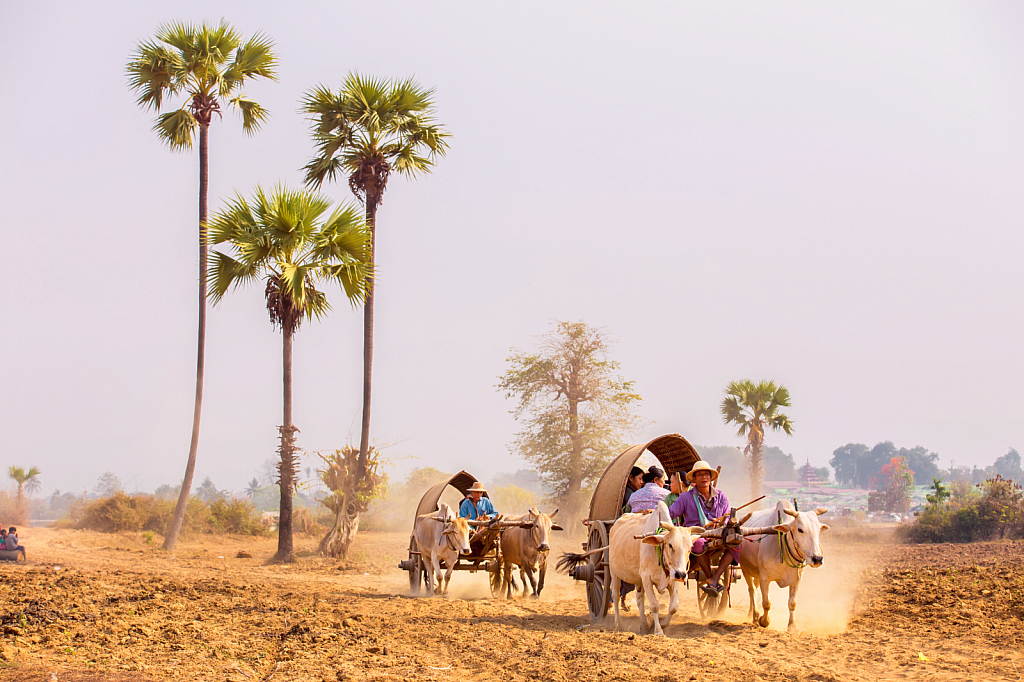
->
57 492 268 537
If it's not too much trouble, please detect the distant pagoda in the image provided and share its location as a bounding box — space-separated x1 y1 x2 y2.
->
799 459 821 486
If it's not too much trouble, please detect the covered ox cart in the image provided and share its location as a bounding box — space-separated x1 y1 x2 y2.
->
397 470 506 596
566 433 747 621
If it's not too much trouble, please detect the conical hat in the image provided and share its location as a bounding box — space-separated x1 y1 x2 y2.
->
686 460 720 485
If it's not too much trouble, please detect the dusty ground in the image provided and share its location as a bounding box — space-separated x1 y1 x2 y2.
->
0 527 1022 681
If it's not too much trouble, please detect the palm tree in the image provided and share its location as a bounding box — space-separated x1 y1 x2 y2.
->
208 185 371 563
721 380 795 505
127 21 278 552
8 466 41 524
301 74 449 502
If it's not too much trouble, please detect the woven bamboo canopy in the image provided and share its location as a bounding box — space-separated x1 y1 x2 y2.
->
587 433 702 522
413 470 489 520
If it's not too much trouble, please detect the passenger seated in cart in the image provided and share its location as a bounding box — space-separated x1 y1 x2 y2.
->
459 482 497 521
620 466 644 513
626 466 669 512
668 460 738 597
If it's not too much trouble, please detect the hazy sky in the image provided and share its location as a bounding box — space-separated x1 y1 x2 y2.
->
2 2 1022 498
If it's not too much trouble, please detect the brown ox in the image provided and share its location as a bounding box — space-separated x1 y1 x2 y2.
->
412 502 472 596
499 508 557 599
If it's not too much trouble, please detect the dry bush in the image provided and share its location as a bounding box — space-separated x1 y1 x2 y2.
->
57 492 268 537
0 491 17 524
292 507 327 535
902 475 1024 543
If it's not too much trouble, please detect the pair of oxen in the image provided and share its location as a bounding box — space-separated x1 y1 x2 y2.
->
412 503 558 599
559 500 830 635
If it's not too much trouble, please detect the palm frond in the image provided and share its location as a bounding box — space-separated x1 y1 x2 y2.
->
229 94 270 134
126 42 183 110
154 108 198 150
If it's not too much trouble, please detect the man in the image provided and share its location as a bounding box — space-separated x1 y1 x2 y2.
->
458 481 497 520
668 460 738 596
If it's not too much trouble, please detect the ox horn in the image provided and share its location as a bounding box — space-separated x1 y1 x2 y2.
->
659 521 674 531
548 508 559 518
814 507 829 516
784 508 799 518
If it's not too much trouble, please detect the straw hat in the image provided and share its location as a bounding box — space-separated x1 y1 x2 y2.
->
467 481 488 494
686 460 720 485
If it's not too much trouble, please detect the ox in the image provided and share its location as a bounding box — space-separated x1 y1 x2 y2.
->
739 500 829 632
558 502 701 636
412 502 472 596
500 508 557 599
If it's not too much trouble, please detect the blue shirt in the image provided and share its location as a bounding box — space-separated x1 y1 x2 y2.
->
459 497 496 520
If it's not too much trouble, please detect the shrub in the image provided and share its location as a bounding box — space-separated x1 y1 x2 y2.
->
57 492 268 537
902 475 1024 543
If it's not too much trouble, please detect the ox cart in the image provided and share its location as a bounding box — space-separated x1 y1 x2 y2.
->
566 433 751 622
397 470 556 597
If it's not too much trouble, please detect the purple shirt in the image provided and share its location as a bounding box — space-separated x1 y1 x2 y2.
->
627 482 669 512
669 487 731 527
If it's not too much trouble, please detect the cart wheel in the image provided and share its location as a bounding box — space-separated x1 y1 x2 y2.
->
489 553 504 598
586 523 611 623
409 553 423 596
696 563 731 619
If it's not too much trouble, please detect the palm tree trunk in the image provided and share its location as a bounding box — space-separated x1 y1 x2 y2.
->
275 327 297 563
163 122 210 551
356 195 377 479
749 436 764 507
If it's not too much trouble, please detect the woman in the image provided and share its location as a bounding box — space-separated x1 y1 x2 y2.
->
627 466 669 512
664 472 688 524
620 466 645 514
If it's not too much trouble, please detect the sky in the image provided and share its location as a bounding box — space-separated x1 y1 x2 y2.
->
1 2 1022 498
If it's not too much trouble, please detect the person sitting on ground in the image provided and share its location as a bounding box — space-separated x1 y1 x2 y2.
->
4 527 23 554
668 460 738 597
627 466 670 513
458 481 497 521
620 466 645 514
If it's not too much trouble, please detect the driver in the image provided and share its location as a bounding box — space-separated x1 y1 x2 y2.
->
459 481 497 521
668 460 739 597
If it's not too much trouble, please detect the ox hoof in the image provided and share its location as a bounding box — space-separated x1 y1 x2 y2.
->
758 615 770 628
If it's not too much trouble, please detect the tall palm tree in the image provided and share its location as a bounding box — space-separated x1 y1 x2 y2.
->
208 185 371 563
721 380 795 505
127 21 278 552
8 466 41 525
301 74 449 495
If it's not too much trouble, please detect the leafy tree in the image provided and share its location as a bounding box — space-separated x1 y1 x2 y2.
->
127 21 278 552
95 472 124 498
498 321 644 528
154 483 182 500
195 477 223 502
991 448 1023 483
301 73 450 509
488 469 544 495
8 466 41 524
490 485 539 516
925 477 951 507
720 380 795 505
867 456 914 513
209 185 371 562
763 447 797 480
830 443 869 487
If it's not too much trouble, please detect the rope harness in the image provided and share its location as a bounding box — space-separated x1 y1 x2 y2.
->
776 510 806 569
653 527 670 578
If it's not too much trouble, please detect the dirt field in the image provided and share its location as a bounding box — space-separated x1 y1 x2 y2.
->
0 527 1021 681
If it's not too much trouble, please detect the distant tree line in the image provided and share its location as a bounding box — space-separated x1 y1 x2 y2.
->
830 443 1021 489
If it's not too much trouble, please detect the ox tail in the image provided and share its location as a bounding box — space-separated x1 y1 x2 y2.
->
555 546 606 574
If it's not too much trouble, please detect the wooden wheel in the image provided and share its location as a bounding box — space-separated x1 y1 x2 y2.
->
586 523 611 623
408 552 423 596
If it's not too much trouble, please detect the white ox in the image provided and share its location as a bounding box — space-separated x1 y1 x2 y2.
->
412 502 472 596
739 500 829 632
608 502 702 635
500 508 557 599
